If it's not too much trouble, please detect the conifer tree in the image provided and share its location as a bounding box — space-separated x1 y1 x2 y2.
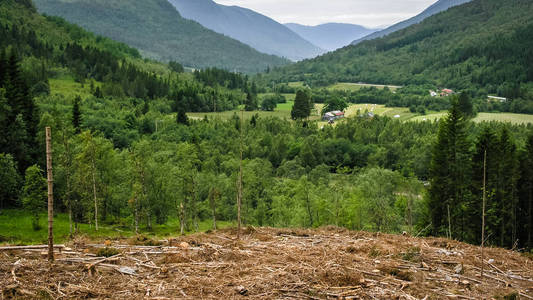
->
0 153 20 210
458 92 474 118
469 126 499 244
495 127 518 247
518 133 533 249
291 90 312 120
176 107 189 126
72 96 82 134
428 97 471 239
0 49 6 87
244 91 258 111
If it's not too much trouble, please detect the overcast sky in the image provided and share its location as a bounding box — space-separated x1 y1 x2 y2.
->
213 0 437 28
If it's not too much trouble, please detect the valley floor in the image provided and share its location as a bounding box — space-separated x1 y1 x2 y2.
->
1 227 532 299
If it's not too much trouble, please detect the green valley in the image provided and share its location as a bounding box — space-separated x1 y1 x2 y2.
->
1 0 533 298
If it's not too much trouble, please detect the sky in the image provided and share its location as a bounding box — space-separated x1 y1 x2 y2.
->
214 0 438 28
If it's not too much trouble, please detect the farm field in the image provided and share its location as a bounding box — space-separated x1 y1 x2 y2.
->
188 94 321 121
328 82 403 91
190 100 533 126
410 112 533 125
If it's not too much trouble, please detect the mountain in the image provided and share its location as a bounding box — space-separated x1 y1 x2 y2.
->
352 0 472 45
264 0 533 103
32 0 290 73
168 0 324 61
285 23 378 51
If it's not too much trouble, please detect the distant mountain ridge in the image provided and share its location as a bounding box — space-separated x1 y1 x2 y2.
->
352 0 473 45
168 0 324 61
285 23 378 51
32 0 289 73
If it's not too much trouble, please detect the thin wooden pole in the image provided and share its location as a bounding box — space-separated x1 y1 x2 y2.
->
45 127 54 262
481 149 487 280
237 109 243 239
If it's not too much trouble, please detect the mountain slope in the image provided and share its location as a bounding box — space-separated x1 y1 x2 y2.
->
32 0 289 73
352 0 472 45
264 0 533 102
168 0 324 61
285 23 377 51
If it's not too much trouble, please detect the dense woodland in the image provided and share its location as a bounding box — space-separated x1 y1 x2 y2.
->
262 0 533 114
0 0 532 253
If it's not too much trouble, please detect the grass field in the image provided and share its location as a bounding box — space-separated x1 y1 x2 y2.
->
0 209 232 245
328 82 403 91
410 112 533 124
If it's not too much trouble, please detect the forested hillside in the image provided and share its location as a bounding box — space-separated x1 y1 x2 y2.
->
168 0 324 61
264 0 533 112
0 0 254 176
32 0 289 73
352 0 472 45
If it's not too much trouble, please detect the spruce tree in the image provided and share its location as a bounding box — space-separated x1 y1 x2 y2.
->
176 107 189 125
469 126 499 244
0 48 6 87
72 95 82 134
428 97 471 239
495 127 518 247
244 91 258 111
458 92 474 118
291 90 311 120
518 133 533 249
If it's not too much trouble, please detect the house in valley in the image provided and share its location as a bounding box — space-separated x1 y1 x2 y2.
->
322 110 345 122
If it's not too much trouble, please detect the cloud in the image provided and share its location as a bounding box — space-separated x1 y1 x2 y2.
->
214 0 437 27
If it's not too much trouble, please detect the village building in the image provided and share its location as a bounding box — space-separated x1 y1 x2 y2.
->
440 89 454 96
487 95 508 103
322 110 345 122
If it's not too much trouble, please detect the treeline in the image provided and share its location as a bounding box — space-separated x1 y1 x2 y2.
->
429 98 533 249
0 51 40 173
194 68 248 91
311 86 452 112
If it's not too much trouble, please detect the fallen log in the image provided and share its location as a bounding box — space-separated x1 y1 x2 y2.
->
0 244 65 251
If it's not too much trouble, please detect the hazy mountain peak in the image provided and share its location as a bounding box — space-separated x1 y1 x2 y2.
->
168 0 325 61
285 23 378 51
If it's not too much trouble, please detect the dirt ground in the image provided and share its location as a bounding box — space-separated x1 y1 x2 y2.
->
1 227 532 299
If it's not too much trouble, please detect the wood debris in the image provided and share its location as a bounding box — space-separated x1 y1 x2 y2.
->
0 227 532 299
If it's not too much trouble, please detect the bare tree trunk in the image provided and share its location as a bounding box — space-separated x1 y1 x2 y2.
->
91 159 98 232
209 188 218 230
45 127 54 262
527 188 533 249
334 189 340 227
481 150 487 280
191 177 198 232
447 204 452 240
408 195 413 234
305 187 313 227
180 202 185 236
134 195 139 234
237 110 243 239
